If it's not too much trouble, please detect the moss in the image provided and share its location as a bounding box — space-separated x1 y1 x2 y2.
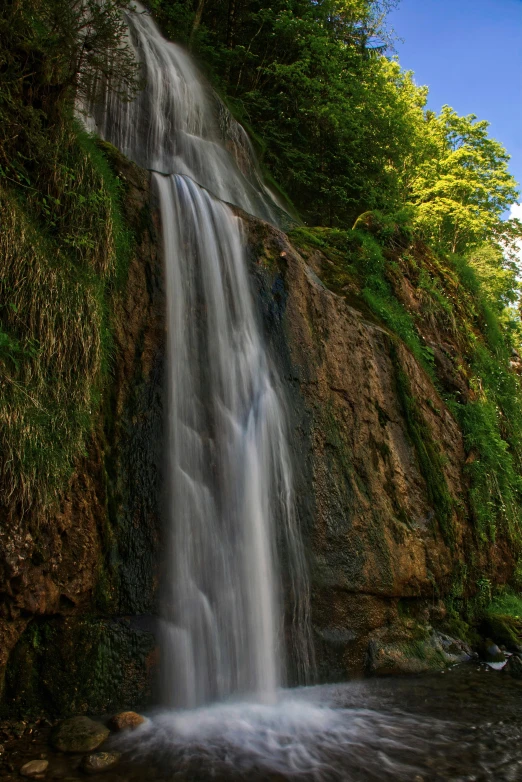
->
290 223 436 379
0 120 133 518
452 348 522 547
1 617 157 719
400 638 446 668
390 344 454 547
480 614 521 650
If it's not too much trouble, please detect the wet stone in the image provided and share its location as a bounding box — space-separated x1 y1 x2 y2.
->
479 640 505 663
80 752 121 775
20 759 49 777
51 718 110 754
109 712 146 732
504 654 522 679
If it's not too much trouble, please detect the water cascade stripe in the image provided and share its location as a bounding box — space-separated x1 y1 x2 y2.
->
87 3 312 708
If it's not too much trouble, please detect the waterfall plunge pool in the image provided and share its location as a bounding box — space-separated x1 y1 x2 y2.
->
2 664 522 782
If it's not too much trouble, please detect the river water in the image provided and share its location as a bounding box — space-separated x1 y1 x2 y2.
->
1 665 522 781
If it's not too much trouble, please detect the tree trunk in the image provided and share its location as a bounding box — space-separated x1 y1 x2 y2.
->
227 0 237 50
190 0 206 46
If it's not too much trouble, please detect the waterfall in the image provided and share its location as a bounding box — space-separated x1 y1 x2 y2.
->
87 5 283 224
88 4 311 709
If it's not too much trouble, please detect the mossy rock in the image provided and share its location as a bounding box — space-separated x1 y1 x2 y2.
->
504 654 522 679
51 717 110 753
1 617 157 719
481 614 522 651
477 638 505 663
81 751 121 774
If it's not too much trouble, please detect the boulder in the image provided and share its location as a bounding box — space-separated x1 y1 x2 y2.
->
480 614 522 651
51 717 110 753
504 654 522 679
109 711 145 732
432 631 473 664
478 640 505 663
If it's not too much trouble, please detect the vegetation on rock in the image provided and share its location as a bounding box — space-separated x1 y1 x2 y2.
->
0 0 137 517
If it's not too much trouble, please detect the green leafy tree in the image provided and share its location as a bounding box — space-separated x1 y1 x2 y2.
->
409 106 521 255
468 243 521 313
0 0 139 180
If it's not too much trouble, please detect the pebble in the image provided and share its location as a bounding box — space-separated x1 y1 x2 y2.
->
80 751 121 774
109 711 146 732
20 759 49 777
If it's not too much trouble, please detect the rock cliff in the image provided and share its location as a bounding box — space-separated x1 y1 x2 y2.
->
1 158 517 715
243 213 514 679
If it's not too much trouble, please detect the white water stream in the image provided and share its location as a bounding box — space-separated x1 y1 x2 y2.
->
88 4 310 710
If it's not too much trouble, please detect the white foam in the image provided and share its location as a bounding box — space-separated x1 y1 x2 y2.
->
119 691 454 780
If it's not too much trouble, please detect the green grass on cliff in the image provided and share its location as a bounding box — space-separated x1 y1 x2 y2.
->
446 265 522 547
290 216 436 379
0 122 131 517
290 212 522 558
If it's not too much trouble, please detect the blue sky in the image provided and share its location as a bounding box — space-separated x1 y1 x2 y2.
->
387 0 522 192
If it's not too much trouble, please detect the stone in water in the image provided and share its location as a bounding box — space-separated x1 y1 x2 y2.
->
51 717 110 753
20 759 49 777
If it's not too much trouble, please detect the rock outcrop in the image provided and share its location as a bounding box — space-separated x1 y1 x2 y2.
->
242 213 510 678
0 160 517 714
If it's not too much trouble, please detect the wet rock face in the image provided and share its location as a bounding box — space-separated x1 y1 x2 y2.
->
243 214 473 677
0 149 165 717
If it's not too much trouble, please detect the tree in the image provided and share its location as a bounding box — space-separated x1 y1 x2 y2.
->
408 106 521 255
468 243 521 313
0 0 139 177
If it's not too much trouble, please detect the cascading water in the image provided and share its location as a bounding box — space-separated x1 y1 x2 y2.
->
88 5 283 224
157 173 298 707
88 3 310 710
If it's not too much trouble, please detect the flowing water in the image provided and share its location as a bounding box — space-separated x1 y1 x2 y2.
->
88 3 310 709
87 5 283 224
156 172 308 707
78 6 522 781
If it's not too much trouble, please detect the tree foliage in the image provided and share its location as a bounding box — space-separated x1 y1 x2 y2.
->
150 0 429 225
149 0 520 252
409 107 521 255
0 0 138 180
